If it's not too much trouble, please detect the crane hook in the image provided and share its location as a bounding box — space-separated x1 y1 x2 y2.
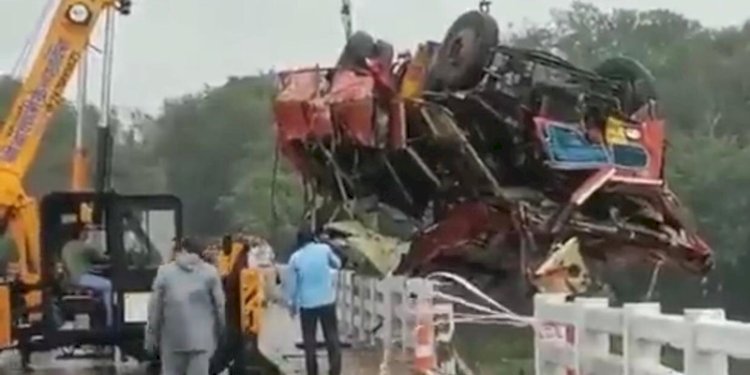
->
341 0 353 41
479 0 491 13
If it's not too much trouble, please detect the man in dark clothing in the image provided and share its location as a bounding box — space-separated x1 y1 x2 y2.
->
285 228 342 375
145 237 226 375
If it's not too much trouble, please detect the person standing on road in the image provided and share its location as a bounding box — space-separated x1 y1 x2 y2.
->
286 228 343 375
145 237 226 375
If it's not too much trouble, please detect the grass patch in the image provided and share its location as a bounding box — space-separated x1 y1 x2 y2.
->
453 325 534 374
451 325 748 374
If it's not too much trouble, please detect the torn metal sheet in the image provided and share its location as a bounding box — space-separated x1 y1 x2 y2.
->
322 220 409 276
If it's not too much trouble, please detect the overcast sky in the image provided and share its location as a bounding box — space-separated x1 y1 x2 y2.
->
1 0 748 114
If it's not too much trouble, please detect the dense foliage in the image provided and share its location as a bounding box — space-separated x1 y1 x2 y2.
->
510 2 750 317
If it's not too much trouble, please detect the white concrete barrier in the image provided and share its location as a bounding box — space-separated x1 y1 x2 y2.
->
334 269 436 353
275 265 436 352
534 293 750 375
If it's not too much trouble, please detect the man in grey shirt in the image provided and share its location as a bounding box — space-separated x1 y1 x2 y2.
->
145 237 226 375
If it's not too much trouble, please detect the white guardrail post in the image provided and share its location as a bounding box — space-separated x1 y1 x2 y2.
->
534 293 568 375
365 277 378 346
378 275 396 350
406 277 435 351
622 302 661 375
573 297 609 373
353 274 364 342
329 268 439 357
684 309 728 375
533 292 749 375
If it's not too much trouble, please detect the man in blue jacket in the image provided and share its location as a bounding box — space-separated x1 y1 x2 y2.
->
286 228 342 375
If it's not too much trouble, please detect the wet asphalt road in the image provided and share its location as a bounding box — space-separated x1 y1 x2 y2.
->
0 350 146 375
0 303 407 375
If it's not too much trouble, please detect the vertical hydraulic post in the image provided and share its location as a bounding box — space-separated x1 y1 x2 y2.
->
95 6 116 193
71 49 89 191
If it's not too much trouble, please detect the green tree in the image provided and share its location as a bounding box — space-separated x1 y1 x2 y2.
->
515 2 750 138
217 143 303 255
0 75 149 195
109 108 166 194
513 2 750 269
143 74 293 237
0 76 79 194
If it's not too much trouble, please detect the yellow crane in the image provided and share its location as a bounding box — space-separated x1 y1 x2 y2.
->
0 0 135 349
0 5 275 373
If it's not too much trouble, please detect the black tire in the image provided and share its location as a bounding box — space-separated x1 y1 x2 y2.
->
593 56 657 114
426 10 499 90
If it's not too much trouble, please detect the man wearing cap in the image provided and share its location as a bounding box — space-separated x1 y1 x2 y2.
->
285 228 343 375
145 237 226 375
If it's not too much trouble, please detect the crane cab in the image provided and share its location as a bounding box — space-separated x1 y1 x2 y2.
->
5 191 181 364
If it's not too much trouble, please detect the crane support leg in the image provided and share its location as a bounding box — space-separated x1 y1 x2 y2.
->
6 197 43 318
9 196 41 288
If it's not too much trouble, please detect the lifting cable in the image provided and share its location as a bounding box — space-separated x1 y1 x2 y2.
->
377 271 538 374
341 0 353 41
478 0 491 14
11 0 56 79
269 140 281 236
426 272 536 328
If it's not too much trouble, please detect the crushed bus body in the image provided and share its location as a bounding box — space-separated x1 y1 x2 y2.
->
271 10 713 303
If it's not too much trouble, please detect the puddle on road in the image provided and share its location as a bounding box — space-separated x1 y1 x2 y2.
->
2 363 150 375
1 352 151 375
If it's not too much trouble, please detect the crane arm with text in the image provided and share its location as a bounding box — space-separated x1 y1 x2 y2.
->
0 0 130 287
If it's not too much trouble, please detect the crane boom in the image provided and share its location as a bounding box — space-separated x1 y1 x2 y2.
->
0 0 127 289
0 0 113 179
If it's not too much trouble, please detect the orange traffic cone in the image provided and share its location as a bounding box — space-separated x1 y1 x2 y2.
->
413 302 436 374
